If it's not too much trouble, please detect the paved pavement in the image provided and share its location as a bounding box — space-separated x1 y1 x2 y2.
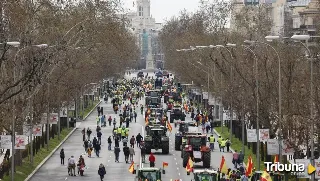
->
29 96 144 181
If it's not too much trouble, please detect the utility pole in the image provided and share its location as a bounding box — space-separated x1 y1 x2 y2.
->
46 81 50 151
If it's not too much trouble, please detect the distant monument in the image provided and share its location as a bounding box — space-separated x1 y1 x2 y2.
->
146 35 154 69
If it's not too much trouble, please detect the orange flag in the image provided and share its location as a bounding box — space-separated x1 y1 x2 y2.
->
128 161 134 173
260 171 272 181
219 156 228 174
163 162 168 168
186 157 193 172
245 155 253 176
274 155 279 163
167 121 172 132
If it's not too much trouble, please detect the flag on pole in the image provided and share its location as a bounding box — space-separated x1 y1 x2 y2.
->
260 171 272 181
167 121 172 132
274 155 279 163
219 156 228 174
186 157 193 172
163 162 168 168
245 155 253 176
128 162 134 173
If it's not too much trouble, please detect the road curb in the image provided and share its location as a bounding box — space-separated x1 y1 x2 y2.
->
24 100 102 181
213 128 247 167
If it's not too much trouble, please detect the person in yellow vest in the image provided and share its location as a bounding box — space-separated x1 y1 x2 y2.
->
117 127 122 140
121 127 126 140
217 136 223 151
208 135 215 151
125 127 129 138
113 128 117 140
221 139 226 152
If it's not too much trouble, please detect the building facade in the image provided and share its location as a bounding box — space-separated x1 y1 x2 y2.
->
230 0 319 37
125 0 163 70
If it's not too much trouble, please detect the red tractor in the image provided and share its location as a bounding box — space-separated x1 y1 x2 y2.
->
182 135 211 168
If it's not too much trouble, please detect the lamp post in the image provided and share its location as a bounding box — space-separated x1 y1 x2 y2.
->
291 34 314 181
245 39 281 170
215 44 234 143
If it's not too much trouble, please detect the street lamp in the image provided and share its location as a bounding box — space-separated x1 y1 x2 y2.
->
291 34 315 181
215 44 234 143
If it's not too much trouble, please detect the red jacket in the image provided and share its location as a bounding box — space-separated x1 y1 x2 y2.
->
149 154 155 162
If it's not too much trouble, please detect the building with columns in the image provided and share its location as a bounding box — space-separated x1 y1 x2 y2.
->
124 0 163 70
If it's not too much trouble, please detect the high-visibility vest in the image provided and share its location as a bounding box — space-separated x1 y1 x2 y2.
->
117 128 122 134
221 140 226 147
121 129 126 136
209 136 215 143
113 130 117 134
218 138 223 144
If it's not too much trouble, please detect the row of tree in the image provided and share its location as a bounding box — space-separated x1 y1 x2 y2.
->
0 0 138 140
159 0 320 154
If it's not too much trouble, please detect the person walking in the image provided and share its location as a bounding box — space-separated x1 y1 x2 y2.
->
97 130 102 144
68 155 76 176
233 150 239 168
86 128 92 140
220 139 226 152
134 111 137 122
129 146 135 162
82 128 86 141
136 133 143 148
123 145 130 163
218 136 222 151
83 140 89 153
60 148 65 165
107 136 112 150
114 146 120 162
226 138 231 152
113 118 117 128
93 137 98 152
108 116 112 126
95 143 101 157
149 152 155 167
98 163 106 181
130 136 135 148
114 136 119 147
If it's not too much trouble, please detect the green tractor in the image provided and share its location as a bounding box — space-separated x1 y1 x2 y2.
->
182 135 211 168
190 169 218 181
132 167 165 181
144 126 170 154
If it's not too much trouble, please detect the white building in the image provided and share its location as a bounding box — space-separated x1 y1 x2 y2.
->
124 0 163 70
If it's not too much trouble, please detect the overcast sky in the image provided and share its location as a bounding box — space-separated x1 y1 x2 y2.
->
123 0 201 23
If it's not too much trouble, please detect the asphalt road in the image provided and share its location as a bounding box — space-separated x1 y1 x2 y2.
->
30 97 145 181
141 97 236 181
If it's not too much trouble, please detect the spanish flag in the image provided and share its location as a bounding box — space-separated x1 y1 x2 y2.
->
167 121 172 132
186 157 193 172
274 155 279 163
128 162 134 173
245 155 253 177
219 156 228 174
163 162 168 168
260 171 272 181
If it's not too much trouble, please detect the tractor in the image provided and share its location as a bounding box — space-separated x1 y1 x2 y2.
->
132 167 165 181
170 106 185 123
189 169 218 181
174 122 200 150
180 133 202 158
182 135 211 168
144 126 169 154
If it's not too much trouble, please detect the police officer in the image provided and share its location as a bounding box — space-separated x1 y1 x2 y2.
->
121 127 126 140
208 135 215 151
218 136 223 151
117 127 122 141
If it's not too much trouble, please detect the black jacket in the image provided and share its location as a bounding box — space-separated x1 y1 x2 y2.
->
108 137 112 143
123 146 130 155
60 150 65 158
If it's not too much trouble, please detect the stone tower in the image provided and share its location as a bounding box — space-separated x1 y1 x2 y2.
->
146 35 154 69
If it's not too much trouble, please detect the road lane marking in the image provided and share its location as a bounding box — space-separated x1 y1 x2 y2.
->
108 160 110 162
178 173 180 176
177 167 179 170
174 158 176 160
176 162 178 165
65 177 67 180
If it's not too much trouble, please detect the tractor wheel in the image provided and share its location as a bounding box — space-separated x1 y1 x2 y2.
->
182 151 189 168
202 151 211 168
162 141 169 154
175 137 181 151
145 142 152 154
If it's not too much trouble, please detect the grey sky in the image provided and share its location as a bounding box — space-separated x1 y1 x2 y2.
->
123 0 201 23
